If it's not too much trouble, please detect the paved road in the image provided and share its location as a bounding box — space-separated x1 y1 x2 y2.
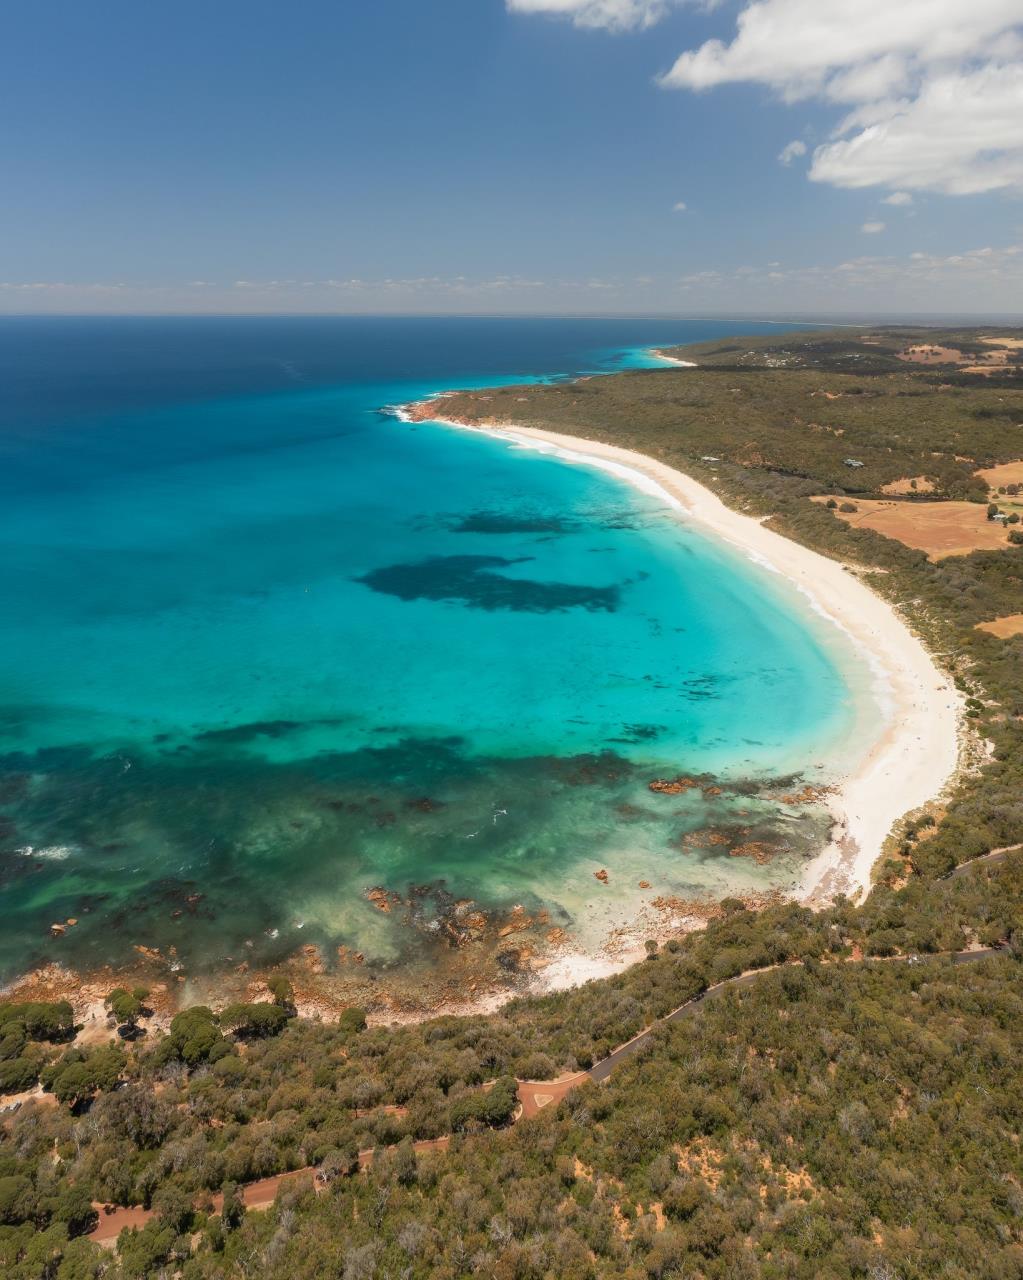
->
945 844 1023 879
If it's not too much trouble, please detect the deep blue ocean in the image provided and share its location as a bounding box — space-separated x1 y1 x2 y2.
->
0 317 865 991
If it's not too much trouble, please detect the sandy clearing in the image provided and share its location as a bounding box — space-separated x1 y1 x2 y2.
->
976 460 1023 490
896 345 966 365
880 475 935 495
976 614 1023 639
812 496 1014 559
980 336 1023 350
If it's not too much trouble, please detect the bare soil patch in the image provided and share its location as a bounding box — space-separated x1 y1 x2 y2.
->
896 338 1021 375
880 475 935 495
980 336 1023 351
812 496 1015 559
976 460 1023 490
896 345 965 365
976 614 1023 639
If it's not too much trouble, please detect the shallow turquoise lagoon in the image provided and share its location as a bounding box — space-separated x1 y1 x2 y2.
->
0 317 869 982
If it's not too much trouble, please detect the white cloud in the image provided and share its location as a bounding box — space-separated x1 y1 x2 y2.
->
656 0 1023 195
513 0 1023 195
861 220 885 233
882 191 913 206
506 0 673 31
672 200 688 211
778 139 807 165
660 1 1020 95
811 63 1023 195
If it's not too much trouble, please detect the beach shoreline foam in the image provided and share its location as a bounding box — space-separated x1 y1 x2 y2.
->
408 408 963 914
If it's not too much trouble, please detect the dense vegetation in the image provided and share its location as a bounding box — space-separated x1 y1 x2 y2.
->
3 328 1022 1278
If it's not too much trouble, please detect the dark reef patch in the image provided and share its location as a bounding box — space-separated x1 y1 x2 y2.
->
355 555 621 613
452 510 575 535
194 717 347 745
608 723 668 744
679 675 724 702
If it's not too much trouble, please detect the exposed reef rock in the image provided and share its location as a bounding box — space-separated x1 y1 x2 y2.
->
729 841 782 866
776 783 835 806
366 886 402 914
648 776 699 795
681 829 732 849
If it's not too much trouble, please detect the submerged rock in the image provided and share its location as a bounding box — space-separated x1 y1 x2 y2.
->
681 829 732 849
729 841 782 865
649 776 699 795
406 796 444 813
366 886 401 914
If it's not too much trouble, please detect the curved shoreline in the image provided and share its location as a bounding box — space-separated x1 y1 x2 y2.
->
412 411 964 907
0 394 965 1025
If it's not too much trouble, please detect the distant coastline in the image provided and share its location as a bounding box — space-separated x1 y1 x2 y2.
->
404 402 964 910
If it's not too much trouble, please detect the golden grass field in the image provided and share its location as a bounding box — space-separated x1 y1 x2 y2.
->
976 460 1023 489
811 496 1017 559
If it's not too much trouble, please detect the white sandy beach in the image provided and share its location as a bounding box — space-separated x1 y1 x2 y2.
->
649 348 698 367
423 414 963 908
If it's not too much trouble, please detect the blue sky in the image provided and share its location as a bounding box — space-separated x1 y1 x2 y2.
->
2 0 1021 314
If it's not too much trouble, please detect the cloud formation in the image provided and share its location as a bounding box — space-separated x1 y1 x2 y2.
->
657 0 1023 195
506 0 674 31
861 221 885 234
778 139 807 166
511 1 1023 194
673 200 688 211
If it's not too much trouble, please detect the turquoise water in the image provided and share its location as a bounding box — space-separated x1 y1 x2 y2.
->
0 318 864 985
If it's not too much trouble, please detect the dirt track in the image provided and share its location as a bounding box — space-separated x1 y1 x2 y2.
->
86 941 1013 1247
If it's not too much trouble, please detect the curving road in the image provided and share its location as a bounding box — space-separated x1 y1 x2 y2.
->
943 843 1023 880
585 945 1010 1082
